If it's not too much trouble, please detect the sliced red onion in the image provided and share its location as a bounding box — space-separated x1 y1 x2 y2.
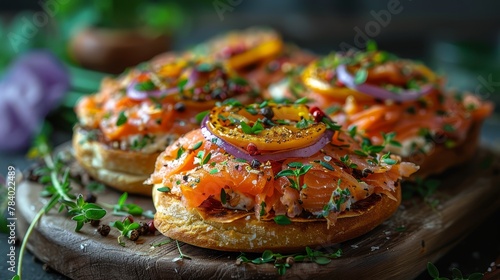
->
201 116 334 162
127 82 178 100
336 64 434 102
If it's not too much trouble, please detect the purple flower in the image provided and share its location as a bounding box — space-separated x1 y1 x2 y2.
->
0 51 69 152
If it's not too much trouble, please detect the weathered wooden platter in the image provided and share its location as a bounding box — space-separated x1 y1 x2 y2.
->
16 145 500 279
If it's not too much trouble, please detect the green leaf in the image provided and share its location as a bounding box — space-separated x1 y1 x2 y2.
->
262 250 273 261
176 146 185 159
354 68 368 85
294 97 310 104
366 40 378 52
298 164 313 176
116 111 128 126
157 187 171 192
220 188 227 204
427 262 440 278
468 273 484 280
209 168 219 174
275 169 296 178
314 256 332 265
128 222 140 230
192 141 203 151
85 209 106 220
75 220 84 232
273 215 291 225
319 161 335 171
72 214 86 222
134 80 155 91
126 204 143 216
287 162 302 168
451 268 463 279
111 221 124 231
240 121 253 134
11 275 20 280
194 111 209 124
383 158 397 165
177 79 188 92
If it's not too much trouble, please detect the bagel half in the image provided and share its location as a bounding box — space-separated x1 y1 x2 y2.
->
73 126 157 196
153 184 401 253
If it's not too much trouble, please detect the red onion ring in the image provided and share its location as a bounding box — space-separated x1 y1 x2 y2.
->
201 116 334 162
127 82 179 100
336 64 434 102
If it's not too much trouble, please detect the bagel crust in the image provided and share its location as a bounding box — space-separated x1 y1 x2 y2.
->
153 184 402 253
72 126 156 196
407 120 482 179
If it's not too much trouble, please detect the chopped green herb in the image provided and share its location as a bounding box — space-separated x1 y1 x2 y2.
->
340 155 358 169
209 168 219 174
259 201 266 217
241 120 264 134
177 79 188 92
296 118 314 129
134 80 155 91
192 141 203 151
325 105 341 115
273 215 291 225
319 161 335 171
294 97 310 104
176 146 185 159
116 111 128 126
354 68 368 85
348 126 358 138
194 111 209 124
220 188 227 204
157 187 171 192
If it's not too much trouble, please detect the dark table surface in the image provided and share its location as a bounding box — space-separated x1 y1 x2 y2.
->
1 115 499 280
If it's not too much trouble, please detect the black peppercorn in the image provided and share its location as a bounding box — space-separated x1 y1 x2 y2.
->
85 193 97 203
174 102 186 112
97 225 110 237
90 219 100 227
138 222 149 236
250 159 261 169
260 106 274 119
128 229 140 241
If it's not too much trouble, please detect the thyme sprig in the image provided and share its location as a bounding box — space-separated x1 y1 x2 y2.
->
16 133 107 280
237 247 342 275
275 162 313 190
110 218 140 246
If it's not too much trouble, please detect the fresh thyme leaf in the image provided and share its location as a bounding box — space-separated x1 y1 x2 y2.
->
157 187 171 192
116 111 128 126
273 215 291 225
209 168 219 174
194 111 209 124
348 126 357 138
134 80 155 91
192 141 203 151
296 118 313 129
220 188 227 204
275 169 296 178
176 146 185 159
319 161 335 171
287 162 303 168
354 68 368 85
294 97 310 104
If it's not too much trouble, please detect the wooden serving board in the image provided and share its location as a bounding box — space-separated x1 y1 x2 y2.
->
17 146 500 280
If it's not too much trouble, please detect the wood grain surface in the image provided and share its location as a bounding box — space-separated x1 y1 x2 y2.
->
16 146 500 280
